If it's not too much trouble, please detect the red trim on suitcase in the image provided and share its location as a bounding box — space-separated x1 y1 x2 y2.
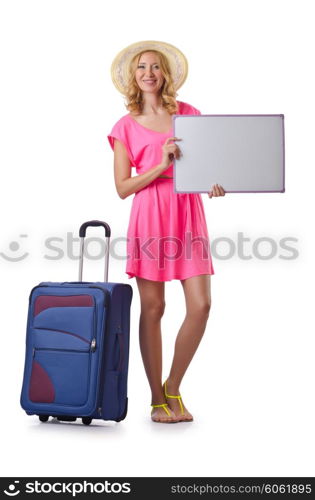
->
29 361 55 403
34 295 94 316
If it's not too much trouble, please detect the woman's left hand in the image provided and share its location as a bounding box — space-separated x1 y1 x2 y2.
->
208 184 225 198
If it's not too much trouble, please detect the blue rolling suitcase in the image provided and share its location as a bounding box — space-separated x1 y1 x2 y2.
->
20 221 133 425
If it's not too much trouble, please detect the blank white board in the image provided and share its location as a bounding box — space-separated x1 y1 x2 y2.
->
173 115 285 193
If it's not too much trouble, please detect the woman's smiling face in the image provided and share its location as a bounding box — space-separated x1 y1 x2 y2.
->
135 51 165 94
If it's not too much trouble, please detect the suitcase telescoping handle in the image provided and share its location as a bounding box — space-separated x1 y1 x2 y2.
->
78 220 111 282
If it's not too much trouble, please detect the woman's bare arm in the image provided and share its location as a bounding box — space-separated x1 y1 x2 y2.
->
113 137 181 199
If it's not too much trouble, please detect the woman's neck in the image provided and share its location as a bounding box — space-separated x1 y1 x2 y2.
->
141 93 163 115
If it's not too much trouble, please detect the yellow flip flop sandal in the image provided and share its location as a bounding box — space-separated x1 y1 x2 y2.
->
163 381 193 422
151 403 177 423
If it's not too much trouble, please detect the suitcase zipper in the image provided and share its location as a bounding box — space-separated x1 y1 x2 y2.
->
94 291 112 417
33 339 97 356
34 347 90 354
33 327 91 345
88 286 110 415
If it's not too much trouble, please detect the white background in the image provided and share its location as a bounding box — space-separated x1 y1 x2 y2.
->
0 0 314 477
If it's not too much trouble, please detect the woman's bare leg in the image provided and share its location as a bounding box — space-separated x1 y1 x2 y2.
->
165 274 211 420
136 276 178 422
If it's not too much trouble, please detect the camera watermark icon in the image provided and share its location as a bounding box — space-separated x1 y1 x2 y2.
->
0 235 29 262
3 481 20 496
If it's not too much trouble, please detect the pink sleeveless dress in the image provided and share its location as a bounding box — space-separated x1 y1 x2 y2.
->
108 101 215 281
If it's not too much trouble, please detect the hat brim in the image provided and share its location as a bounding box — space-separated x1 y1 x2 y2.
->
111 40 188 94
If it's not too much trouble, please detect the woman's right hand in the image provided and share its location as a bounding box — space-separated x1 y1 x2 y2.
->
160 137 182 170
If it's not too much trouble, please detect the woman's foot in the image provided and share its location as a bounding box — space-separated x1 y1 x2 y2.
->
151 403 179 423
163 380 194 422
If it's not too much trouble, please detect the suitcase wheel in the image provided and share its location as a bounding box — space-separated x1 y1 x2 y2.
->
82 417 92 426
38 415 49 423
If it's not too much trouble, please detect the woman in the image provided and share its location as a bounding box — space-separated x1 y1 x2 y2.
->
108 41 225 423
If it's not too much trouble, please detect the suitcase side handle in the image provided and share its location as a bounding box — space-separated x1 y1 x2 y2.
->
79 220 111 238
116 333 125 372
78 220 111 282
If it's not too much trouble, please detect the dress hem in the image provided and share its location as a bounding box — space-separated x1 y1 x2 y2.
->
126 270 215 282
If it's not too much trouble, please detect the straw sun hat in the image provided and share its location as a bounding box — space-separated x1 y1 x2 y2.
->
110 40 188 95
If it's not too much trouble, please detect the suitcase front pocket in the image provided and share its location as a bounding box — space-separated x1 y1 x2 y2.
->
33 305 95 344
30 348 91 406
28 294 97 409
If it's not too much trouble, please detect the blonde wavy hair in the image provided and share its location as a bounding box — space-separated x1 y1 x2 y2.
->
125 50 178 115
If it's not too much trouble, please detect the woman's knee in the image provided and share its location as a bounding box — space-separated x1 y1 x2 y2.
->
141 299 166 321
187 299 211 319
